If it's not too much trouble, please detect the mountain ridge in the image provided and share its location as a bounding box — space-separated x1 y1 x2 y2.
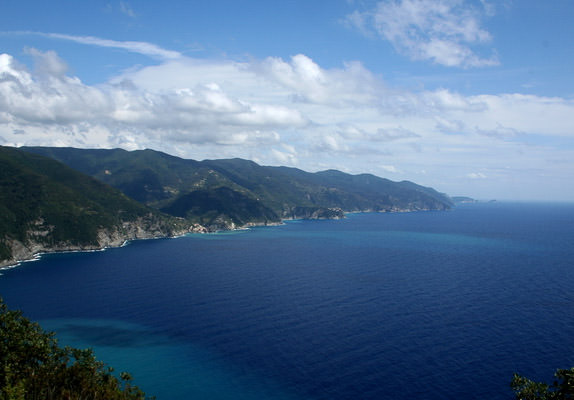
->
21 146 453 221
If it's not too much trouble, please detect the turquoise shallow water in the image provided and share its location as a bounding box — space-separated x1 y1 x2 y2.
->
1 202 574 399
39 319 302 400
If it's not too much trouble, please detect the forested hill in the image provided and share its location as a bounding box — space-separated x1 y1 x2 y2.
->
1 145 452 265
0 146 189 267
21 146 453 224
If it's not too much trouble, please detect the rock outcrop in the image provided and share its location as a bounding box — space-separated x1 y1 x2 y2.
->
0 217 206 269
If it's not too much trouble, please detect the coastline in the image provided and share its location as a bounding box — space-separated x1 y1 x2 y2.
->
0 218 201 271
0 233 185 271
0 205 450 271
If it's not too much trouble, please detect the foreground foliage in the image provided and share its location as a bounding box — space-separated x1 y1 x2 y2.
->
512 368 574 400
0 299 150 400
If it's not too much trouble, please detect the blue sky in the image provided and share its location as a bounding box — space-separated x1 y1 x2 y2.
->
1 0 573 201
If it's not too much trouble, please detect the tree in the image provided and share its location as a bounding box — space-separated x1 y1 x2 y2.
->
512 367 574 400
0 298 152 400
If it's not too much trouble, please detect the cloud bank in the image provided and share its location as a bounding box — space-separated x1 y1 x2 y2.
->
1 39 573 200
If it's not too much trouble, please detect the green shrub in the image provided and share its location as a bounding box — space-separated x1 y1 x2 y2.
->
0 298 151 400
512 368 574 400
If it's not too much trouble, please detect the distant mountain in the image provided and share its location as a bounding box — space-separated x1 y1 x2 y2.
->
0 146 190 267
21 147 453 226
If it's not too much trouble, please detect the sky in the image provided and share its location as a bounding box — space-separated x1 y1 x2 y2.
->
1 0 573 201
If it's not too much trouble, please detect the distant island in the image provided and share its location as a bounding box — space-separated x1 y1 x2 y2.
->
451 196 498 204
451 196 478 204
0 146 453 267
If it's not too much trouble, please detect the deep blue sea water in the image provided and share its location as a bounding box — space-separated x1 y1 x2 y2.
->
1 202 574 399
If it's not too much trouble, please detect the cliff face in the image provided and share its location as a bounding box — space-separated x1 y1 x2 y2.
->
0 216 204 268
282 207 345 220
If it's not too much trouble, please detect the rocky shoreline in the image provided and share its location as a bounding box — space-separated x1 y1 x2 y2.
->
0 218 204 270
0 205 443 270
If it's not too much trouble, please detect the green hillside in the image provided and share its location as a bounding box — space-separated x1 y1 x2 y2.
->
0 146 186 265
21 147 453 225
20 147 239 207
161 186 280 228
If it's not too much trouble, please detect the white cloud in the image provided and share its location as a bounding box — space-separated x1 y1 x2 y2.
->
21 32 182 60
467 172 487 179
271 147 298 165
381 165 399 173
0 50 303 150
24 48 68 78
1 47 574 200
257 55 384 106
376 127 420 141
346 0 498 67
119 2 136 18
317 133 348 152
3 50 574 150
0 52 110 125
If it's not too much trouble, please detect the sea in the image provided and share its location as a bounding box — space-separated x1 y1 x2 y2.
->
1 202 573 400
